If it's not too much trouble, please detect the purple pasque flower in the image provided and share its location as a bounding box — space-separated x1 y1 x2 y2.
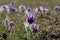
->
8 21 14 27
10 1 16 7
33 24 39 32
43 8 49 13
3 5 9 9
10 7 17 12
38 6 44 12
19 5 26 13
3 5 10 13
25 7 31 15
54 6 60 10
26 12 36 24
26 7 31 12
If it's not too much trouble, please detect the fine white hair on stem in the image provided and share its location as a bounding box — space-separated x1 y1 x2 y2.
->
23 21 29 38
0 6 4 12
24 21 29 29
34 8 38 14
24 9 29 16
3 14 10 27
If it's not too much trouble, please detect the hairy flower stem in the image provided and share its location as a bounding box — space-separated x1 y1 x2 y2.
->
26 24 33 40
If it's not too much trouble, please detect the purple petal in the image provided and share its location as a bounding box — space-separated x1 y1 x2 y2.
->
44 8 49 13
19 5 26 13
10 7 17 12
54 6 60 10
27 12 36 24
10 1 16 7
33 24 39 32
26 7 31 12
9 21 14 27
3 5 10 9
38 6 44 12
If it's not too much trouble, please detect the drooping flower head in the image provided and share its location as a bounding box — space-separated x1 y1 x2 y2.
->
33 24 39 32
8 21 14 27
54 6 60 10
10 7 17 12
3 5 9 9
10 1 16 7
43 8 49 13
38 6 44 12
25 7 31 15
3 5 10 13
26 12 36 24
26 7 31 12
19 5 26 13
